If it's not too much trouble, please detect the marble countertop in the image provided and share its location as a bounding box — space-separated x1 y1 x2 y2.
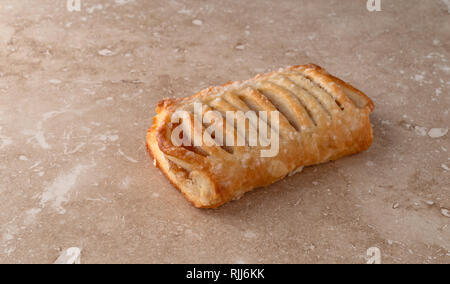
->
0 0 449 263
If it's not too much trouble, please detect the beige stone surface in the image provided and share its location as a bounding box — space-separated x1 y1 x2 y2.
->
0 0 449 264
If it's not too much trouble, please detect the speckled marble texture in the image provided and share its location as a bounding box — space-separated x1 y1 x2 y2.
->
0 0 449 264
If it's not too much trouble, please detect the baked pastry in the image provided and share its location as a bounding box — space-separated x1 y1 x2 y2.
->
147 64 374 208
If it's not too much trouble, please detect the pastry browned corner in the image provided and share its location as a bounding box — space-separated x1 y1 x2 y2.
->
146 64 374 208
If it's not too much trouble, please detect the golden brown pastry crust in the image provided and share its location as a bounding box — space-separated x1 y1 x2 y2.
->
146 64 374 208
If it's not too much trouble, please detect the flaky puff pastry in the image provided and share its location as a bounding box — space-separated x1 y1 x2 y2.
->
147 64 374 208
